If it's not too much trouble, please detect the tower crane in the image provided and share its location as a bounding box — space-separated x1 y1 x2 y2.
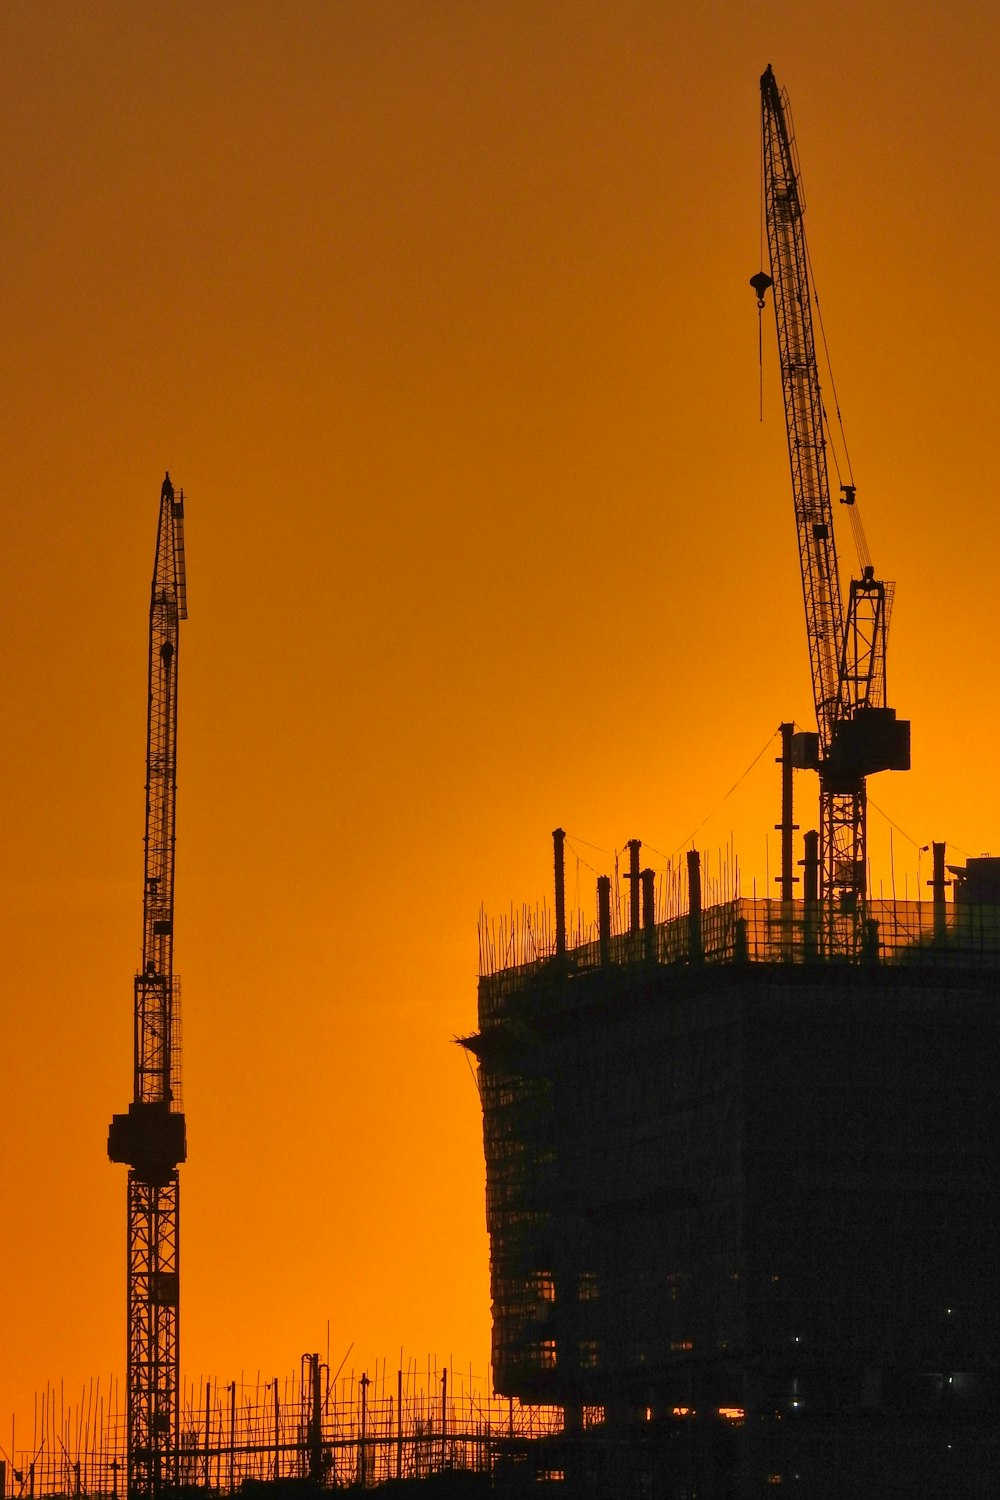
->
108 473 188 1497
752 65 909 949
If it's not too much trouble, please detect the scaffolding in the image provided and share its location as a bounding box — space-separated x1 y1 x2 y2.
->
479 894 1000 1001
466 881 1000 1495
0 1363 563 1498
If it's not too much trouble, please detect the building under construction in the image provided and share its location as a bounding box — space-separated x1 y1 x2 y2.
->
464 835 1000 1497
459 69 988 1493
12 63 994 1500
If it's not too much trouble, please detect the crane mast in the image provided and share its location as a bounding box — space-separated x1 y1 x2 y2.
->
108 473 188 1498
755 66 909 945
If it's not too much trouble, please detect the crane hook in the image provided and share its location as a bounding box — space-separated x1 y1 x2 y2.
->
750 270 773 308
750 272 774 421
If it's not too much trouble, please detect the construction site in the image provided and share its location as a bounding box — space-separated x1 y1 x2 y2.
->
465 836 1000 1497
5 63 999 1500
459 67 1000 1495
0 1363 562 1499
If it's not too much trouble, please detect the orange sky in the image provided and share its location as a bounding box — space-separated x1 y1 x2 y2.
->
3 0 1000 1438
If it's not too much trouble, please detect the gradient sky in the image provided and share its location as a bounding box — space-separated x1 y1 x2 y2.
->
3 0 1000 1437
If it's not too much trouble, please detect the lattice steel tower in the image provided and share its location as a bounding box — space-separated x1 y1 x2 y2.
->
109 473 189 1498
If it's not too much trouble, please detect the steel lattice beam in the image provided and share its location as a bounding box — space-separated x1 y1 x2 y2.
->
127 1174 180 1495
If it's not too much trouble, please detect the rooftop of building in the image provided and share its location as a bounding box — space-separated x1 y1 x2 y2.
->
475 892 1000 1030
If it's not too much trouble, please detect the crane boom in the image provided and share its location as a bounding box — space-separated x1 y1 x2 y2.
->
108 472 188 1497
759 66 844 748
755 67 909 941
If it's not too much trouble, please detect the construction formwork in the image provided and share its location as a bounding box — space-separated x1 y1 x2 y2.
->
466 880 1000 1497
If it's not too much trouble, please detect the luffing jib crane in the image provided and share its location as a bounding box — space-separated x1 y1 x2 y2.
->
752 66 909 945
108 472 188 1498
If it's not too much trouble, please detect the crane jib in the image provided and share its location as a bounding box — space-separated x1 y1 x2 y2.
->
755 66 909 925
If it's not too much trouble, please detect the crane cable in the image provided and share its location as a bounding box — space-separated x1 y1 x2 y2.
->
668 725 782 860
804 237 875 574
758 107 767 420
757 82 875 579
806 236 854 487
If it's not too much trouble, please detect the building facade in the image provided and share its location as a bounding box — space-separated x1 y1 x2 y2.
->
467 886 1000 1496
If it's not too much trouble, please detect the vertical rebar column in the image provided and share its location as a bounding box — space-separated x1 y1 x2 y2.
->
359 1374 369 1489
775 722 798 902
626 839 641 933
641 868 656 961
802 829 819 961
553 828 566 960
597 876 611 967
228 1383 235 1493
862 917 880 965
273 1381 280 1484
203 1383 210 1489
687 851 702 962
931 841 948 944
396 1370 403 1482
307 1355 323 1483
440 1369 447 1472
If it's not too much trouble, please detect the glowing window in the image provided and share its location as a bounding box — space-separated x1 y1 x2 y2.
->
531 1271 556 1302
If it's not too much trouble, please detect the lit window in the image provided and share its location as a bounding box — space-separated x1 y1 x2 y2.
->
531 1271 556 1303
578 1341 599 1369
670 1340 694 1352
718 1407 745 1422
526 1339 558 1371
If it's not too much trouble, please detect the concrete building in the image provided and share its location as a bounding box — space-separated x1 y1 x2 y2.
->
465 849 1000 1497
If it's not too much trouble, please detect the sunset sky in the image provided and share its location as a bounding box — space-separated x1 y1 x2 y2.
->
3 0 1000 1439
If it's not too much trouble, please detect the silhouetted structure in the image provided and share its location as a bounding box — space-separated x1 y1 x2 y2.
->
108 474 189 1499
754 64 911 937
3 1363 559 1497
465 838 1000 1497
